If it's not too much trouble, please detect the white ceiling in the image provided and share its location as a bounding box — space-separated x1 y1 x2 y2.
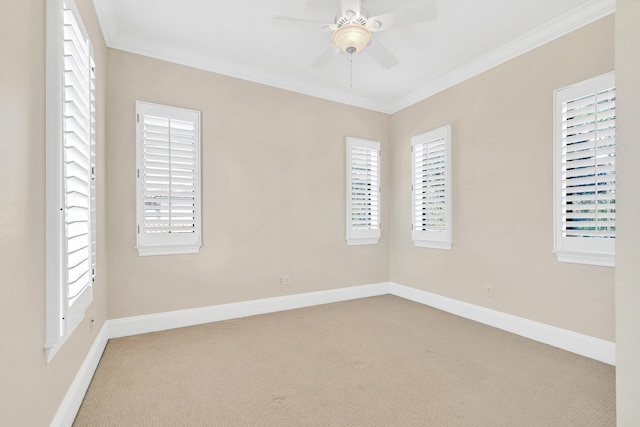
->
92 0 614 113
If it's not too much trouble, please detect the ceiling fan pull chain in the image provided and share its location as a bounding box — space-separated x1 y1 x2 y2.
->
349 52 353 88
346 46 356 88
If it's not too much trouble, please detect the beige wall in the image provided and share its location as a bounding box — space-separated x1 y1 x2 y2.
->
615 0 640 424
389 16 616 341
0 0 108 425
106 50 390 319
4 4 635 425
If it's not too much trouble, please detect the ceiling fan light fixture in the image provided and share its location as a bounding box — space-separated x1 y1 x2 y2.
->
331 23 371 54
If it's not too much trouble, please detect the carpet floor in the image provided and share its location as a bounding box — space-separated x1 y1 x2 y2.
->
73 295 615 426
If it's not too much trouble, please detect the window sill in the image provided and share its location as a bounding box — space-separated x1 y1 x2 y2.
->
554 250 614 267
137 244 201 257
347 238 379 246
413 240 452 250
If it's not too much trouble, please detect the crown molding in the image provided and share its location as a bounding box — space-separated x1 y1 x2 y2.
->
388 0 615 113
93 0 615 115
104 34 391 113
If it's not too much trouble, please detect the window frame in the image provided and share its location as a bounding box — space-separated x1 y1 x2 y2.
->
411 125 453 250
346 137 381 245
45 0 96 363
136 101 202 256
553 72 616 267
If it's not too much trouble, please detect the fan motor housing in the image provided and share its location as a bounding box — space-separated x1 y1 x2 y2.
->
335 14 368 28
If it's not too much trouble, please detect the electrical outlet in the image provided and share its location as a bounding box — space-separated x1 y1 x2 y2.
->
484 285 493 297
279 275 290 286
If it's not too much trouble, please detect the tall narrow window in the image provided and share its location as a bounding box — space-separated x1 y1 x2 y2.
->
412 125 452 249
554 72 615 267
346 138 380 245
46 0 96 362
136 102 201 256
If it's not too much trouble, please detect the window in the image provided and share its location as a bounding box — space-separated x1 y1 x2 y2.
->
554 72 616 267
45 0 96 362
346 138 380 245
136 102 201 256
411 125 452 250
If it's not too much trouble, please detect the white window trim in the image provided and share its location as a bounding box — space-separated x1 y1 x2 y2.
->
136 101 202 256
346 137 381 245
45 0 96 363
411 125 453 250
553 72 615 267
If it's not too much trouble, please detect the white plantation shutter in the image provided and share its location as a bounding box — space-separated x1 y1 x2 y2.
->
63 2 95 324
90 57 96 281
562 89 616 237
346 138 380 245
136 102 201 256
554 72 615 267
46 0 96 362
412 125 452 249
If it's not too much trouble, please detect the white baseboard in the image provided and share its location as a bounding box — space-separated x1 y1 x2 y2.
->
390 283 616 365
52 283 389 426
107 282 391 339
55 281 615 426
50 323 109 427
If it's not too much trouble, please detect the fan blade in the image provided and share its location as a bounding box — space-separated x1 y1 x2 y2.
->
367 39 399 69
340 0 362 18
310 46 340 68
366 0 437 32
306 0 333 9
272 15 335 31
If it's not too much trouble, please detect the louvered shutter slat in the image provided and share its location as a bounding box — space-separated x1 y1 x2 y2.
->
566 112 596 128
565 163 616 178
565 156 605 170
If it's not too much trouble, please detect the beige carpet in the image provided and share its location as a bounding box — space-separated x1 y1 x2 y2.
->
74 295 615 426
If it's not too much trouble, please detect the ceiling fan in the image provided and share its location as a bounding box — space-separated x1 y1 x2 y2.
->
273 0 438 70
